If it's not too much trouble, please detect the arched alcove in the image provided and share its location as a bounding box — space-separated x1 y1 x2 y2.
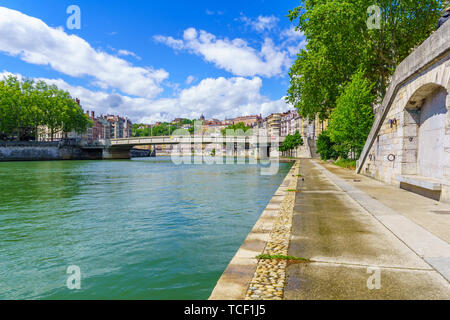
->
399 83 449 200
403 84 448 175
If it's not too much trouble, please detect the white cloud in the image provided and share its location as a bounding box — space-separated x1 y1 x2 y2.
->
185 75 196 85
281 26 304 41
0 7 294 125
240 15 279 32
153 35 184 50
0 7 168 98
154 28 291 78
140 76 290 123
117 49 141 60
1 71 290 123
281 26 307 56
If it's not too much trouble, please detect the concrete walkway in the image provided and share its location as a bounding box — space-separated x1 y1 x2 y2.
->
285 159 450 300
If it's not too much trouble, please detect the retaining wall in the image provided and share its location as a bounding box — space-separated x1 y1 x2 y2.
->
0 142 102 161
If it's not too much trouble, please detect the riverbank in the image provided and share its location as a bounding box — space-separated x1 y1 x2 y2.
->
210 158 450 300
0 141 102 161
285 159 449 299
209 160 300 300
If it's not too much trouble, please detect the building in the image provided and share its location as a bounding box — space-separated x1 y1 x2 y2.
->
204 119 222 126
96 116 111 141
223 119 234 126
37 109 120 143
265 113 283 137
106 115 132 139
281 110 301 137
232 115 262 128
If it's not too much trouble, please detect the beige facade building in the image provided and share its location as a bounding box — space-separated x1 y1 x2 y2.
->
233 115 262 127
265 113 282 137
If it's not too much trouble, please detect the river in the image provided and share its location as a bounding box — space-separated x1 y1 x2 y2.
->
0 157 291 299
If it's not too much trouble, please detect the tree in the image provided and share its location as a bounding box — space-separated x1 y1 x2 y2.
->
0 76 23 139
132 122 193 137
287 0 442 119
222 122 252 135
316 130 339 160
0 76 91 141
328 69 376 159
280 131 304 152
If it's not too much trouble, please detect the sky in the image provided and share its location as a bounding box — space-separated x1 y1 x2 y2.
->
0 0 306 123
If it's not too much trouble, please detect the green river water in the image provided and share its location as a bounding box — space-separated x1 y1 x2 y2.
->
0 157 291 300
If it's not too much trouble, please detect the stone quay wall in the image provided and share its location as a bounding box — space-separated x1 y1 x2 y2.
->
0 141 102 161
209 160 300 300
357 22 450 202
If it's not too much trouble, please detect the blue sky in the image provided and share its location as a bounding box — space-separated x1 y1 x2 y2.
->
0 0 305 123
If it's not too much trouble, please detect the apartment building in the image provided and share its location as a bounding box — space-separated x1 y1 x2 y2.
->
281 110 301 137
265 113 283 137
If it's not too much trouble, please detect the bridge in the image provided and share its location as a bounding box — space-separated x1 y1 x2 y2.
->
81 135 286 159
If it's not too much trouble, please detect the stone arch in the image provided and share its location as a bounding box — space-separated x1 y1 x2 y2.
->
403 60 449 107
401 80 449 179
405 83 447 111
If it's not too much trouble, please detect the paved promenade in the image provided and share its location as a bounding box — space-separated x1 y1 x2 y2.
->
285 159 450 299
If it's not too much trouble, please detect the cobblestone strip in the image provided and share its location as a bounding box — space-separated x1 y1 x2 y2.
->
245 161 300 300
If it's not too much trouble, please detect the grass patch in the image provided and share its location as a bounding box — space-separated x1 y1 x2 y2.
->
287 189 301 193
257 254 311 262
334 159 357 170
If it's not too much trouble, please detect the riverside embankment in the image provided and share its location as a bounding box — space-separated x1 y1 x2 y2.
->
211 158 450 300
285 159 450 299
0 141 102 161
209 160 300 300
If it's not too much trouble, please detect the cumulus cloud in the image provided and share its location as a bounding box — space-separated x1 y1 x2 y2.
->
0 6 168 98
154 28 291 78
104 94 124 109
117 49 141 60
139 77 290 123
280 26 307 56
1 71 290 124
240 15 279 32
0 7 294 125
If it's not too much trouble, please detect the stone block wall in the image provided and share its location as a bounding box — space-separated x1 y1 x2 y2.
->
358 22 450 202
0 141 103 161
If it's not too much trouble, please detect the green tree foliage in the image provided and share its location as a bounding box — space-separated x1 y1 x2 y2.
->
133 122 189 137
221 122 252 135
328 69 376 159
280 131 304 152
0 76 91 141
316 130 339 160
287 0 442 120
179 119 195 125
